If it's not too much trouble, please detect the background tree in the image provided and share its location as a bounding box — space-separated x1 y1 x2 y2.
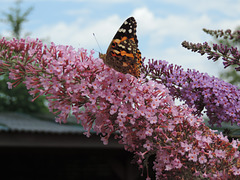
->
1 0 33 39
0 0 48 113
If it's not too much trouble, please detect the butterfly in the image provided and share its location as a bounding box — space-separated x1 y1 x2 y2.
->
99 17 142 78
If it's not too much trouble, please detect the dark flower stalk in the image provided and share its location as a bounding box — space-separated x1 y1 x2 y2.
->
182 40 240 70
203 28 240 41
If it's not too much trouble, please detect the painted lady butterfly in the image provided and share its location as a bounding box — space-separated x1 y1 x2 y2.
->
99 17 142 78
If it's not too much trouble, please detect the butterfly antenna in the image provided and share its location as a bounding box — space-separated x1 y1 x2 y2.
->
93 33 103 53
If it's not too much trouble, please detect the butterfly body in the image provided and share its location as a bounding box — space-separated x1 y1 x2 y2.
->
99 17 142 78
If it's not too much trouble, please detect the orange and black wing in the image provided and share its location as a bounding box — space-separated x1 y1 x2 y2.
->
100 17 142 78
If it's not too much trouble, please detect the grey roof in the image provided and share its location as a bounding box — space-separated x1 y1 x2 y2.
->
0 112 86 134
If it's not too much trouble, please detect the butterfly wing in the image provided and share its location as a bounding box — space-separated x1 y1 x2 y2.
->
100 17 142 78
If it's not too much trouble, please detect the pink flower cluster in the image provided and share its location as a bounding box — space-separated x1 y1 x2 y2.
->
1 37 240 179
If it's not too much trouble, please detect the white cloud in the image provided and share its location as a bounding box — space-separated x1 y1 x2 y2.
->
133 7 211 42
162 0 240 17
41 0 133 2
131 7 236 76
30 5 240 77
216 19 240 30
31 5 240 49
1 30 12 38
64 9 91 16
163 46 223 77
32 15 125 51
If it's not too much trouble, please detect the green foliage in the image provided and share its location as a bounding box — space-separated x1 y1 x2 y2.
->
0 75 48 113
219 65 240 87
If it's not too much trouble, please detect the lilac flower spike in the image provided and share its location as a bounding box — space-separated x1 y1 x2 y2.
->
144 58 240 127
182 28 240 70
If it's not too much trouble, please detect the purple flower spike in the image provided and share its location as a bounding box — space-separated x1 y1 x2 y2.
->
144 58 240 127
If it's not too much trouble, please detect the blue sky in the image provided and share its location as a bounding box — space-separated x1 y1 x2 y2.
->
1 0 240 77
